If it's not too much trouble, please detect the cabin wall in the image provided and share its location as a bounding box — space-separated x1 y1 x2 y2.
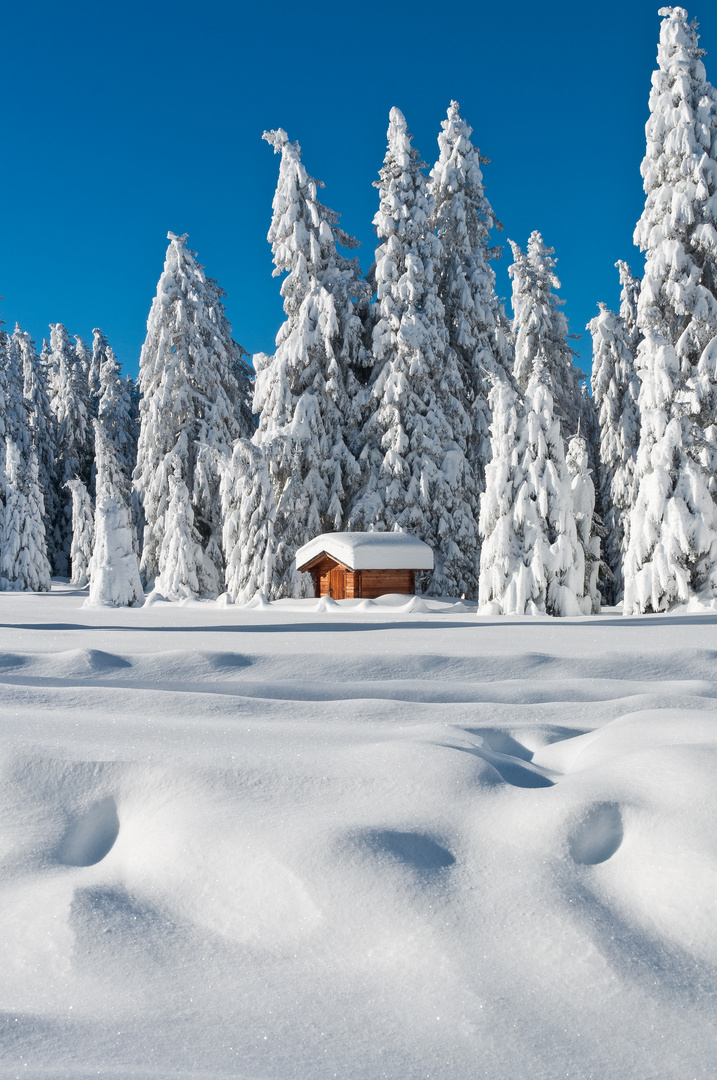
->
309 562 417 599
358 570 415 599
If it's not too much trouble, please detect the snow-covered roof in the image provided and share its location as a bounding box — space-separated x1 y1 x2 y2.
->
295 532 434 572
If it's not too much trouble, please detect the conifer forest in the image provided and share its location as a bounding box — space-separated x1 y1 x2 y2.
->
3 5 717 617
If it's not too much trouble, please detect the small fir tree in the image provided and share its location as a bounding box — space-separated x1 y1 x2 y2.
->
14 325 58 569
154 457 208 600
478 374 528 613
516 367 583 616
589 291 641 603
87 421 143 607
221 439 276 603
0 438 51 593
566 434 601 614
48 324 91 576
66 477 94 586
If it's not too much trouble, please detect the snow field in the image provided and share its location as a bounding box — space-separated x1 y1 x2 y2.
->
0 586 716 1078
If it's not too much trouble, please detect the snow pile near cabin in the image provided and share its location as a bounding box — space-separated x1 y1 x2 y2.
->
0 584 715 1079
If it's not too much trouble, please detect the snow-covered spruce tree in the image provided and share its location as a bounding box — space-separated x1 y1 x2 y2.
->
517 366 583 615
89 328 109 405
96 334 138 484
48 324 91 576
1 329 51 593
0 439 51 593
4 327 32 456
220 439 276 603
566 433 601 613
87 420 143 607
0 329 9 509
74 335 96 420
154 451 207 600
616 260 641 352
133 233 251 596
205 280 255 438
429 101 512 494
14 325 58 566
66 477 94 586
510 232 587 440
347 107 476 596
193 277 255 580
255 128 371 597
482 362 583 616
478 373 528 612
624 6 717 613
589 294 641 603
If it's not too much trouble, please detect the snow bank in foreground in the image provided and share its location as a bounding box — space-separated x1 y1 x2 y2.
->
0 583 715 1079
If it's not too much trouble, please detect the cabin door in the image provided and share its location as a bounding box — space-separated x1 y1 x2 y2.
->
328 566 346 600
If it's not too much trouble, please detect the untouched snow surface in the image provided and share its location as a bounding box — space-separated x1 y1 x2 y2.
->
0 585 716 1079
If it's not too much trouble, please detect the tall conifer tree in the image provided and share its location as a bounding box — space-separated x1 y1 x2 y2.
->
1 440 51 593
510 233 587 439
589 283 641 603
48 324 91 576
255 128 370 597
66 477 94 586
133 232 251 595
625 6 717 612
14 325 58 568
429 101 512 490
348 108 475 596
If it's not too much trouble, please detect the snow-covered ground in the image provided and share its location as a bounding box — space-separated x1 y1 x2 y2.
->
1 585 716 1079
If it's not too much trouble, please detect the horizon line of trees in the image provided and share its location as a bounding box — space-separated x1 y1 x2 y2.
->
1 5 716 617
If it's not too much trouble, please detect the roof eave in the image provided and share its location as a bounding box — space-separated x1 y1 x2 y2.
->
296 551 355 573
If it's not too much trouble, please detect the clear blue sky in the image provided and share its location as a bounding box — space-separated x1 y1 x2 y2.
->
2 0 715 380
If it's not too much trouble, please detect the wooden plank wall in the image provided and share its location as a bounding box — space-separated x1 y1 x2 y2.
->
358 570 414 599
311 562 416 599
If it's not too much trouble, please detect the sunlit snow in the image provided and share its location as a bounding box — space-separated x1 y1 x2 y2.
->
0 584 715 1078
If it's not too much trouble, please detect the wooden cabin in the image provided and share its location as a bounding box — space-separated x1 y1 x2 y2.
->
295 532 434 600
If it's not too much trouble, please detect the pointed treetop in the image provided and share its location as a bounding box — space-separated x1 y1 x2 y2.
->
388 106 407 132
658 7 688 22
167 231 189 244
384 107 413 165
262 128 291 153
